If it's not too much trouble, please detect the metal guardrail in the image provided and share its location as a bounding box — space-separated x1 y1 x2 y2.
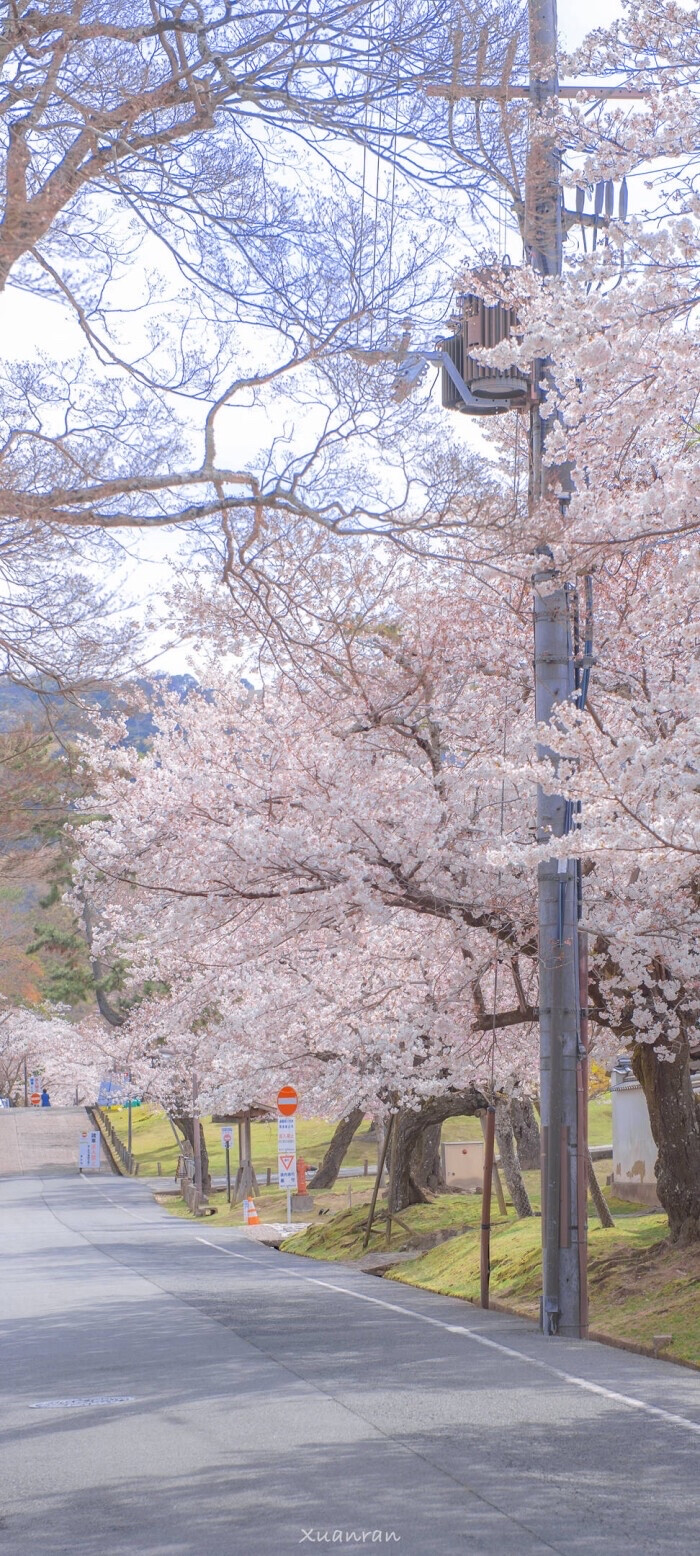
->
93 1106 139 1176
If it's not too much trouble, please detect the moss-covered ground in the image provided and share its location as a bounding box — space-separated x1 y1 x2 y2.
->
386 1215 700 1369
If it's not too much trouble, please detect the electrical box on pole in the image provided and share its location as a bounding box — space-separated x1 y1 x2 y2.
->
439 285 529 413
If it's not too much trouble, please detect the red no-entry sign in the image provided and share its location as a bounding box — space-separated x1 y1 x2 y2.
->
277 1085 298 1117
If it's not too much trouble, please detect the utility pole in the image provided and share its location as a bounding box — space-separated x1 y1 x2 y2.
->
525 0 584 1338
423 0 594 1336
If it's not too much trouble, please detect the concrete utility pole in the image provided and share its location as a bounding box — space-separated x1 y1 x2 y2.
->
525 0 584 1338
425 0 591 1337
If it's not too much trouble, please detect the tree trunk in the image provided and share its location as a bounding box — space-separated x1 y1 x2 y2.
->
632 1037 700 1244
386 1086 488 1213
410 1122 445 1194
510 1095 541 1170
173 1113 211 1194
310 1107 364 1191
388 1111 429 1212
586 1150 614 1228
494 1100 532 1218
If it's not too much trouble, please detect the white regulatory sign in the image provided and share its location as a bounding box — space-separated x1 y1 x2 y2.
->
277 1112 297 1189
220 1127 234 1148
278 1153 297 1190
277 1116 296 1146
79 1130 101 1172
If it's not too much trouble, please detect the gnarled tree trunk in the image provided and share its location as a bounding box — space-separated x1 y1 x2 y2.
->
310 1107 365 1191
510 1095 541 1171
173 1113 212 1194
387 1086 488 1213
410 1122 445 1195
632 1037 700 1244
494 1099 532 1218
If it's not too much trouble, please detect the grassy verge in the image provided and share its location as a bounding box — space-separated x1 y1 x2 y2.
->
386 1215 700 1370
283 1192 498 1258
280 1178 698 1370
282 1168 635 1262
157 1178 382 1227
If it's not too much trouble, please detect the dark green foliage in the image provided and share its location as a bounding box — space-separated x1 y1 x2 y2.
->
26 924 94 1005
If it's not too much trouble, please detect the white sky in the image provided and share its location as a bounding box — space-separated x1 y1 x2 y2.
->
1 0 625 677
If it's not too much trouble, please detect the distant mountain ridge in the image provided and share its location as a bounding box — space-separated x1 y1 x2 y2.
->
0 673 200 748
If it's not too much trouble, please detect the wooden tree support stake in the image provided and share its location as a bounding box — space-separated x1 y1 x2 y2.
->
481 1106 496 1308
480 1112 507 1216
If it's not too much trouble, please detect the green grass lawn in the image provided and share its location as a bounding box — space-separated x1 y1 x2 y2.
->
160 1176 389 1228
109 1106 379 1180
110 1095 614 1180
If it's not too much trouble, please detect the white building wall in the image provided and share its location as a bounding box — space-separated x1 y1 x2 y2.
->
611 1068 700 1207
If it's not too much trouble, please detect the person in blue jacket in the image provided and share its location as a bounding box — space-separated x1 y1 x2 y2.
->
40 1089 51 1107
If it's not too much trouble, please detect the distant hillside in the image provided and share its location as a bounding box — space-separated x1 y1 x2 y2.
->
0 672 199 1007
0 672 199 748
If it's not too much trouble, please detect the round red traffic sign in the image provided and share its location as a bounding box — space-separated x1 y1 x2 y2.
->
277 1085 298 1116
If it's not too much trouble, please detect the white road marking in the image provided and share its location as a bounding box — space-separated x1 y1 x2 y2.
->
69 1184 700 1441
80 1179 145 1218
30 1395 135 1409
195 1235 700 1439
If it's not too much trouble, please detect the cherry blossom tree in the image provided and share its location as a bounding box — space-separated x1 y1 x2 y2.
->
74 521 700 1232
68 553 543 1212
0 997 115 1103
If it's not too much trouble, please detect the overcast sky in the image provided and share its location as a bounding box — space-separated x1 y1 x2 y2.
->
2 1 624 678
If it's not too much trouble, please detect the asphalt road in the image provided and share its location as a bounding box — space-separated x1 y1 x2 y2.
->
2 1174 699 1556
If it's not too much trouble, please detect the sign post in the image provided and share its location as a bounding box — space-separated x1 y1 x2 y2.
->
277 1085 298 1225
221 1126 234 1203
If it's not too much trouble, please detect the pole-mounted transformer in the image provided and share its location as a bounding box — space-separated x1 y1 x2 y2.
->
439 285 529 414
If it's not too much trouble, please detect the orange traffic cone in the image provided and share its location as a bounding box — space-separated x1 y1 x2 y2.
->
247 1198 261 1226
